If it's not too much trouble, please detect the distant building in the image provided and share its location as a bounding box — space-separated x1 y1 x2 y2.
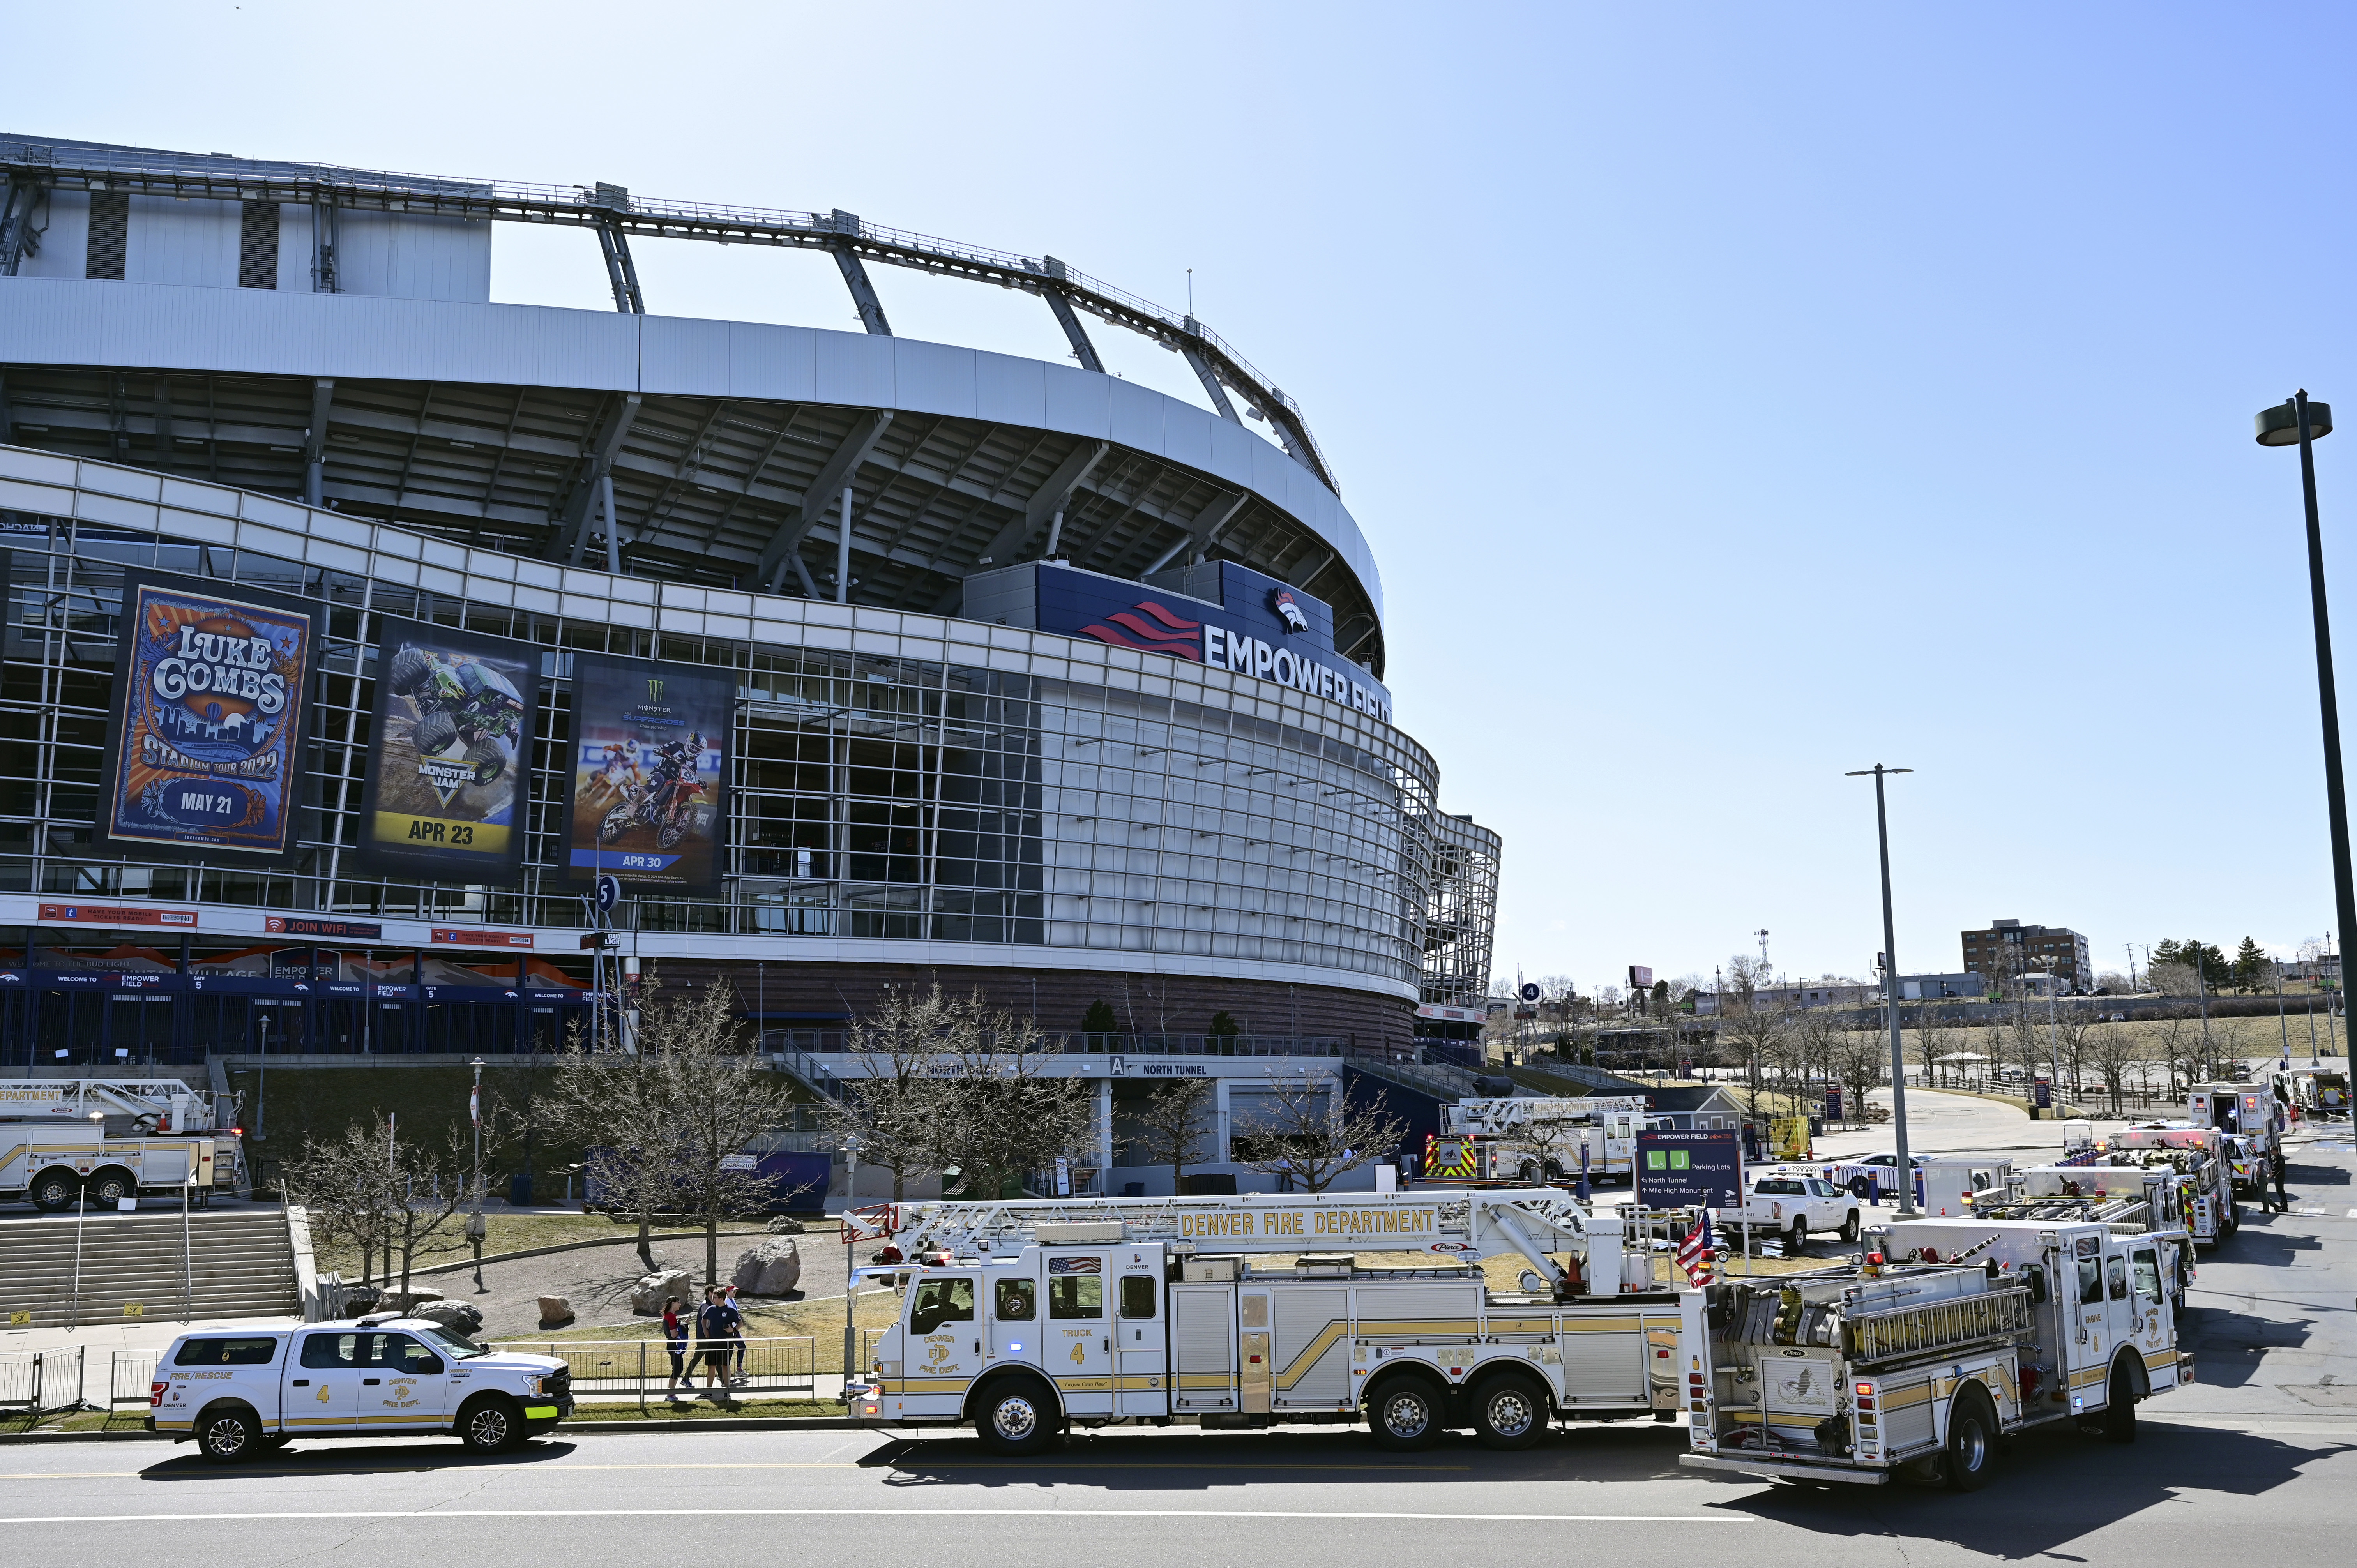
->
1899 972 1984 1000
1963 919 2091 991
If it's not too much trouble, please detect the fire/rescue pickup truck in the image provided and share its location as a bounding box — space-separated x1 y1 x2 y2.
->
150 1315 571 1462
847 1189 1689 1455
1679 1215 2192 1490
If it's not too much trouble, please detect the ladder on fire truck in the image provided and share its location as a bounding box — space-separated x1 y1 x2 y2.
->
843 1187 1626 1296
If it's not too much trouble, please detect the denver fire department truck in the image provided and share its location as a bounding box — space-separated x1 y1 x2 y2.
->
0 1079 243 1210
846 1188 1689 1454
2013 1159 2226 1256
1429 1096 1661 1185
2188 1083 2282 1194
1679 1212 2193 1490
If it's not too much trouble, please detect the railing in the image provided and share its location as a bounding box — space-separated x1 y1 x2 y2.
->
0 1348 81 1413
108 1351 159 1409
769 1030 1353 1060
491 1336 818 1402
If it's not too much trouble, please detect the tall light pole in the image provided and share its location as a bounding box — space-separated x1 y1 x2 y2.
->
1847 765 1917 1216
467 1057 487 1291
2257 392 2357 1010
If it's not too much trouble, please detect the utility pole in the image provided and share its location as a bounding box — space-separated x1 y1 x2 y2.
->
841 1135 862 1396
2125 943 2141 994
467 1057 487 1291
1845 765 1916 1216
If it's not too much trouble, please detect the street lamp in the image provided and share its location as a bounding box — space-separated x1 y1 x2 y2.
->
2256 392 2357 999
467 1057 487 1291
1846 765 1917 1216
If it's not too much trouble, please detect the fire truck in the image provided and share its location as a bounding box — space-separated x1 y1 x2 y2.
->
845 1188 1690 1455
2187 1082 2283 1194
0 1078 244 1210
1680 1211 2193 1490
1427 1096 1661 1185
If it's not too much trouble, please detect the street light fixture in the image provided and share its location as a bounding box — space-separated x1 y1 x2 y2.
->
2255 392 2357 992
1846 764 1917 1217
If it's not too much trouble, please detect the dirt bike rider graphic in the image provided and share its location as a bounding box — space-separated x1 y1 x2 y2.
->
600 731 707 852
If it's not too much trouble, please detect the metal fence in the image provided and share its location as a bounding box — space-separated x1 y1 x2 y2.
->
493 1336 818 1403
0 1349 81 1414
108 1352 159 1409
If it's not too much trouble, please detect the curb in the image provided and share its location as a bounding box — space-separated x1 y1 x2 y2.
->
0 1414 873 1444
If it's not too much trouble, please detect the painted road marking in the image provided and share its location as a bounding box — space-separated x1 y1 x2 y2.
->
5 1460 1472 1481
0 1508 1753 1525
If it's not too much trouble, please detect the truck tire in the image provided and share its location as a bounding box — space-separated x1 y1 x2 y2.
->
972 1376 1059 1457
30 1169 77 1211
2101 1361 2139 1444
196 1404 263 1464
388 646 434 695
465 739 505 786
1944 1386 1998 1492
1367 1373 1447 1451
412 709 459 757
1786 1218 1808 1253
86 1169 134 1207
458 1393 526 1454
1839 1210 1861 1244
1470 1371 1549 1451
1847 1176 1873 1200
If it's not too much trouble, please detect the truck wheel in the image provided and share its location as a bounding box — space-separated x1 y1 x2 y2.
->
1847 1177 1872 1200
458 1394 526 1454
1470 1372 1548 1451
1944 1386 1998 1492
412 709 459 756
30 1170 76 1211
1839 1211 1861 1244
465 739 505 786
388 646 433 694
973 1377 1058 1456
1368 1375 1446 1451
2101 1363 2138 1444
87 1169 133 1207
1786 1218 1808 1253
196 1405 263 1464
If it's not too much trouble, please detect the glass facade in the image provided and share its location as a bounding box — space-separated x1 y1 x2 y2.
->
0 454 1470 1006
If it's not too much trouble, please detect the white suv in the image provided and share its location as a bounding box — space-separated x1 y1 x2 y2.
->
151 1315 571 1462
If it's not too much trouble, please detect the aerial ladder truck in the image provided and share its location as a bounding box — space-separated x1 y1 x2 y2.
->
844 1187 1689 1455
0 1078 244 1210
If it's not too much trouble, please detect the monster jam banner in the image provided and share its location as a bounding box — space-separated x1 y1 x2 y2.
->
95 571 317 862
357 617 540 886
559 653 731 892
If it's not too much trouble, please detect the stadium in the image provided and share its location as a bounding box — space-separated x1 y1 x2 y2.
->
0 135 1498 1185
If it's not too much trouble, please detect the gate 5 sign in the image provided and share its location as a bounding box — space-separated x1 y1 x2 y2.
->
1634 1130 1743 1210
357 618 541 887
96 571 317 863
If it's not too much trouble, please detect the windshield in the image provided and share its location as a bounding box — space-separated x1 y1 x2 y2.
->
410 1324 490 1360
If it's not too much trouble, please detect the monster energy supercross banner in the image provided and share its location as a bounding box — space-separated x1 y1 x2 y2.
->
357 617 541 887
96 570 318 863
560 652 732 893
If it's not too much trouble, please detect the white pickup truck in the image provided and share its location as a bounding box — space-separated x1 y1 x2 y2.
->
1710 1173 1863 1251
151 1315 571 1462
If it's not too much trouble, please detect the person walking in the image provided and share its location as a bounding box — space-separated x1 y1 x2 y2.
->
696 1287 735 1395
661 1296 689 1397
723 1284 749 1385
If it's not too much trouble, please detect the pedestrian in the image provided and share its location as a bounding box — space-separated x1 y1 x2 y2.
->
661 1296 689 1396
723 1283 749 1384
2271 1150 2290 1215
696 1287 734 1394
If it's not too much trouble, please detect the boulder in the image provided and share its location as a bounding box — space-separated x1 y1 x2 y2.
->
732 1237 802 1296
536 1295 574 1327
411 1298 483 1335
385 1287 444 1310
631 1267 696 1316
765 1216 807 1235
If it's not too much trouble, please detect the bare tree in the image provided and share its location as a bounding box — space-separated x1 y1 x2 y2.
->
1716 999 1790 1116
2083 1022 2144 1114
1912 1006 1952 1089
646 979 807 1285
1131 1077 1216 1194
539 1007 682 1273
817 984 956 1202
1233 1071 1408 1193
930 998 1100 1202
281 1120 399 1289
1830 1024 1888 1122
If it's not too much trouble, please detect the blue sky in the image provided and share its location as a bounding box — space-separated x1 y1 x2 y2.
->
14 4 2355 991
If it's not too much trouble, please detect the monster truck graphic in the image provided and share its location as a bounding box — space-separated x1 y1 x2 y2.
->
386 643 527 789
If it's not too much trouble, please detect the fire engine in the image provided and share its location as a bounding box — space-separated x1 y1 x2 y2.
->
1679 1212 2193 1491
1427 1096 1661 1185
0 1078 243 1211
845 1188 1690 1455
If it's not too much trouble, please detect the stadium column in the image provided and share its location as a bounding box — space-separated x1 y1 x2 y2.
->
934 440 1111 613
1179 316 1242 422
302 379 334 505
753 410 894 592
553 394 643 564
1038 258 1105 373
829 212 892 335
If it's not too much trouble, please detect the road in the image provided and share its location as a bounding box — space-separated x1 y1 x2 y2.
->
4 1143 2350 1568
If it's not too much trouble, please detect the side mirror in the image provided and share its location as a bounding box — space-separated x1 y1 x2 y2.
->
416 1356 444 1375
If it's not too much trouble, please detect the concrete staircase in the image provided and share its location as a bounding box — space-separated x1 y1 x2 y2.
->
0 1209 301 1329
